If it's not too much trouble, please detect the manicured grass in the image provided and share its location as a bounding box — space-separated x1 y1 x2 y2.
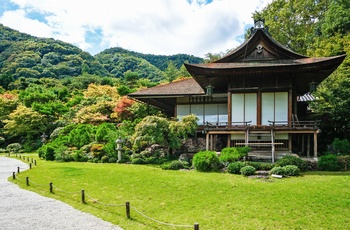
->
9 154 350 230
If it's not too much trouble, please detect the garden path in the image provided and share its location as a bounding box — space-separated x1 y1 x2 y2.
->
0 156 123 230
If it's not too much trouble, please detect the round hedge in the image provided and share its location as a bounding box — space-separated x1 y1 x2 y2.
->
240 165 256 176
192 151 221 172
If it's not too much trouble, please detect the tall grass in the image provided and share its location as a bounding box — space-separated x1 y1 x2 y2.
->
10 155 350 229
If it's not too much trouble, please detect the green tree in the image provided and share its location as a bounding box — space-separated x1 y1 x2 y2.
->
67 124 94 148
168 114 198 150
95 123 118 143
3 105 46 139
131 116 169 151
178 64 191 78
164 61 179 82
123 70 139 87
0 74 14 89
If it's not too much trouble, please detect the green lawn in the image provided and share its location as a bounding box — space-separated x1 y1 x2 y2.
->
9 154 350 230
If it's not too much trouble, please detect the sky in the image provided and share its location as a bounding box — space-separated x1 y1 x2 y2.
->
0 0 273 58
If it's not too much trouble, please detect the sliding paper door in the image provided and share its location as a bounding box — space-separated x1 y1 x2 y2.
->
261 92 288 125
231 93 257 125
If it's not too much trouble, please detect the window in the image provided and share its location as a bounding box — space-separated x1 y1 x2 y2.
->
231 93 257 125
261 92 288 125
176 103 228 125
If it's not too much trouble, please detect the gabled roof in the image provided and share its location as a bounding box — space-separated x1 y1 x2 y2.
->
215 29 306 63
185 27 346 92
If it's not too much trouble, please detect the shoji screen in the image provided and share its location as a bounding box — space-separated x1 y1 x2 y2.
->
261 92 288 125
231 93 257 125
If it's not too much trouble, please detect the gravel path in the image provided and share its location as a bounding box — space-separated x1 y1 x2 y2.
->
0 156 123 230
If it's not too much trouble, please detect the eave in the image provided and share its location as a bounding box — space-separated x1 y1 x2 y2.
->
185 54 346 92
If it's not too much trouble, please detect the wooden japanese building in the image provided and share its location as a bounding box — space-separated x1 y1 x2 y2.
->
129 20 346 162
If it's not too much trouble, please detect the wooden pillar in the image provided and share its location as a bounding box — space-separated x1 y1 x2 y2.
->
288 89 293 127
206 132 209 151
288 134 292 152
228 91 232 127
314 131 318 158
227 135 231 147
245 129 249 146
301 135 305 154
307 135 310 157
257 90 262 125
271 129 275 163
210 135 214 150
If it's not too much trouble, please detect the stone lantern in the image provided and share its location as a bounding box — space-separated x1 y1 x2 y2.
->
115 137 124 163
41 133 48 144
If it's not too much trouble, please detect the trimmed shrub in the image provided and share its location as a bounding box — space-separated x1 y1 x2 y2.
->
71 150 88 162
219 147 249 163
270 166 285 176
227 161 244 174
337 155 350 171
240 165 256 176
192 151 221 172
284 165 300 176
275 155 308 172
169 160 184 170
318 154 340 171
44 146 55 161
245 161 273 171
101 155 109 163
131 158 146 164
109 157 117 163
6 143 22 153
305 160 318 171
331 138 350 155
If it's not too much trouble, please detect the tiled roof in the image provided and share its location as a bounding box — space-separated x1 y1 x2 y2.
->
128 78 205 97
188 56 345 69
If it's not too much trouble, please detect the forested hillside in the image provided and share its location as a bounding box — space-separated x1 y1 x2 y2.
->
96 47 203 71
0 24 110 81
0 24 203 86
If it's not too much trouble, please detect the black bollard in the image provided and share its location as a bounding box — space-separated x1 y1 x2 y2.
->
194 223 200 230
126 202 130 219
81 189 85 203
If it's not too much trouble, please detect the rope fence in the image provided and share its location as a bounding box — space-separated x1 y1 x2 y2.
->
10 155 200 229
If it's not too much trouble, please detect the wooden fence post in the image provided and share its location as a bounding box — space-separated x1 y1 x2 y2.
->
13 172 15 180
26 177 29 186
194 223 199 230
29 163 32 169
126 202 130 219
81 189 85 203
50 182 53 193
17 167 20 174
34 160 37 166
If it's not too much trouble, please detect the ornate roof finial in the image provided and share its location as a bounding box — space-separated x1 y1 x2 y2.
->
254 19 265 29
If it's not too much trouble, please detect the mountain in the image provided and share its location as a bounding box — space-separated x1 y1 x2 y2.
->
95 48 166 82
0 24 204 83
95 47 203 71
0 24 110 80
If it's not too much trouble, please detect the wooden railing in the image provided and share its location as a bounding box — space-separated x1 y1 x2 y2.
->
202 120 317 130
268 120 317 129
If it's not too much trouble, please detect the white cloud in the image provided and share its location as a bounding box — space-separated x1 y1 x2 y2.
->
1 0 273 57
